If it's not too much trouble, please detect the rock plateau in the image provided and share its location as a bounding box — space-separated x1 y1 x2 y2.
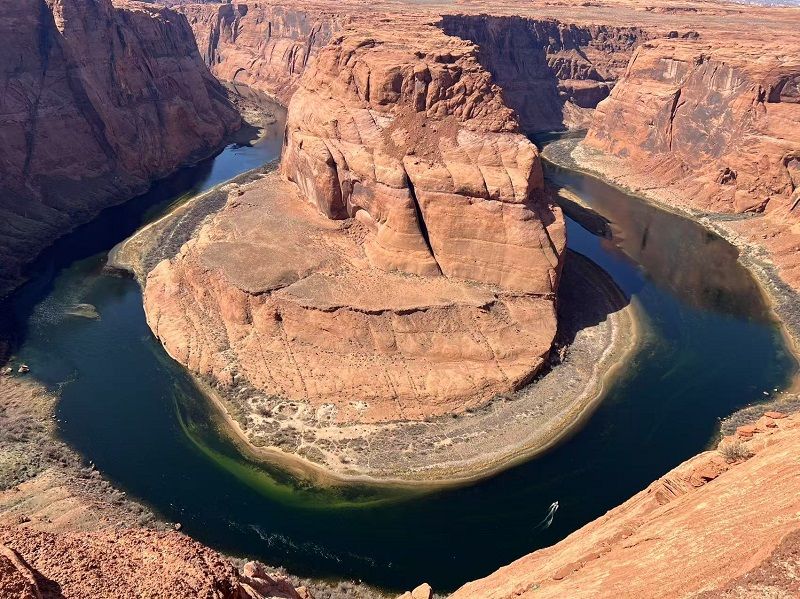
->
144 19 566 427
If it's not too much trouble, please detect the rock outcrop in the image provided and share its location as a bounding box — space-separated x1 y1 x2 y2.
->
0 526 310 599
583 37 800 287
451 410 800 598
178 2 348 103
144 21 565 428
0 0 240 297
439 15 647 131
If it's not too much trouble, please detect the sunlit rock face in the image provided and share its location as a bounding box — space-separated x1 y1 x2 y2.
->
439 15 648 132
145 21 566 425
584 38 800 287
177 2 348 103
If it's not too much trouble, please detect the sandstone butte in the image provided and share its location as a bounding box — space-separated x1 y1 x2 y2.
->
0 0 241 298
144 18 567 424
2 0 800 597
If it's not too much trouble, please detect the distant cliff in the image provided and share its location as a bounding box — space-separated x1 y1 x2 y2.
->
440 15 648 131
0 0 240 297
177 2 348 103
582 37 800 289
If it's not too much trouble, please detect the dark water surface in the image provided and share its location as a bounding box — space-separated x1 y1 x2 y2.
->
2 127 795 592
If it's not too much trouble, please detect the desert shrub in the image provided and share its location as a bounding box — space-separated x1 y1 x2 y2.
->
719 440 754 463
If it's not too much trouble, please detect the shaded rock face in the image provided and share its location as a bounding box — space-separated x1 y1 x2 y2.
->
0 526 307 599
584 38 800 286
0 0 240 297
145 23 565 424
451 411 800 598
439 15 647 132
178 2 348 103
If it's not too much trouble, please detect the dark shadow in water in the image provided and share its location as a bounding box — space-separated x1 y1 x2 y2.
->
546 161 774 323
556 249 629 347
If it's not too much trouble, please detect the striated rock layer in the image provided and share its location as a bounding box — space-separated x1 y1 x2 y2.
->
439 15 647 131
584 37 800 288
175 0 655 132
452 410 800 598
178 2 349 104
0 0 240 297
144 21 566 425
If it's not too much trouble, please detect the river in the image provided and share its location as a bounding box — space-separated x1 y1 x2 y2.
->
1 120 795 592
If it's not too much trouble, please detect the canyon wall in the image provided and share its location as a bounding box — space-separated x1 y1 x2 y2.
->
583 37 800 287
452 410 800 598
177 2 348 103
0 0 240 297
439 15 648 132
144 21 566 428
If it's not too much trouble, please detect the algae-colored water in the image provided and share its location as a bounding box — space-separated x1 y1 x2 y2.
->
3 125 795 592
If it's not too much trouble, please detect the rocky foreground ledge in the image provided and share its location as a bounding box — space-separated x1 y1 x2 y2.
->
451 409 800 598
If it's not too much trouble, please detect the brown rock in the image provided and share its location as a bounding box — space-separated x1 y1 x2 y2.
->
145 173 559 424
584 37 800 290
736 424 757 439
0 545 41 599
765 411 788 419
146 20 565 426
0 0 240 298
411 582 433 599
177 3 349 104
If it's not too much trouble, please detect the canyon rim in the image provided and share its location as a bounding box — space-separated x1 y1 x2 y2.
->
1 0 800 597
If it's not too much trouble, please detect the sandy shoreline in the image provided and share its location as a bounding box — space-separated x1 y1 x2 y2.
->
126 166 642 485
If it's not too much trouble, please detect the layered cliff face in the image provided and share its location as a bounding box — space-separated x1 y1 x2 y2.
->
452 410 800 598
178 2 347 103
144 23 565 426
0 0 240 297
439 15 648 132
583 38 800 287
281 25 564 292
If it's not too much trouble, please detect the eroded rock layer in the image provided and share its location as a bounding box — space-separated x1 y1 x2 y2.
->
584 37 800 287
145 172 562 424
0 526 309 599
0 0 240 297
451 410 800 598
144 21 566 424
178 2 349 103
439 15 647 131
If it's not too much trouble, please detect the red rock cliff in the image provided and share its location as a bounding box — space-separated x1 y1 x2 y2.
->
143 21 566 427
439 15 648 131
281 22 565 293
178 2 348 103
583 37 800 287
0 0 240 297
451 410 800 598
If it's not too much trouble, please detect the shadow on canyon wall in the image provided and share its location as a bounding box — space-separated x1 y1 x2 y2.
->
439 15 645 131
